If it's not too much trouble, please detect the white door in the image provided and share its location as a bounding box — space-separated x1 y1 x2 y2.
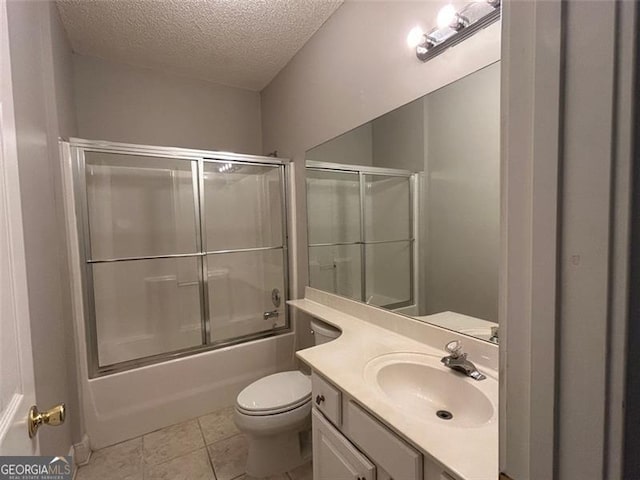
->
0 0 38 456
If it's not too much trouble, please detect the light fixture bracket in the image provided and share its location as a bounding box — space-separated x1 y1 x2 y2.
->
416 2 500 62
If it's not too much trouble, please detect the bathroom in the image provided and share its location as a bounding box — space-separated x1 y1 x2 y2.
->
0 1 637 480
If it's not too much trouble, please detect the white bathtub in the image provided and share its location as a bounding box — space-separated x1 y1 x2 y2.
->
82 333 295 449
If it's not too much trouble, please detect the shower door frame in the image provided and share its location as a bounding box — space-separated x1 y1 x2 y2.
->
305 160 418 311
64 138 291 378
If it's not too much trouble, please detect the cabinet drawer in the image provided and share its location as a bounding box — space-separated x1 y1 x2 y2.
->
346 401 422 480
312 372 342 426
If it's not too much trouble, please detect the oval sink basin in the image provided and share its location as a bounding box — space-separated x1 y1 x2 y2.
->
363 352 495 428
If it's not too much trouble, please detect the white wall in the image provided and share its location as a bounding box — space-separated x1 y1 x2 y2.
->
6 0 80 455
262 2 500 158
73 55 263 154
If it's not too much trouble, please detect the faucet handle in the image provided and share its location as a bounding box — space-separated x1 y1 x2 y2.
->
445 340 463 358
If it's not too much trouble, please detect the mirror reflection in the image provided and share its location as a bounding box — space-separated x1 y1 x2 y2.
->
306 61 500 343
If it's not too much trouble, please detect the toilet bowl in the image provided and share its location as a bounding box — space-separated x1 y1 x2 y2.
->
235 371 312 477
234 319 340 477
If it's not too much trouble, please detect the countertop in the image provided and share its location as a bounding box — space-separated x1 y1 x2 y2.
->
290 297 498 480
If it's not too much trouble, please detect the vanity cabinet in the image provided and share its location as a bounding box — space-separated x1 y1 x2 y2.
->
311 372 461 480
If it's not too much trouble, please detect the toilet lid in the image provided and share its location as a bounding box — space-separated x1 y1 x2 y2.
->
237 371 311 414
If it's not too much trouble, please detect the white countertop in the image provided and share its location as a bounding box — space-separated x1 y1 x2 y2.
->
290 297 498 480
414 312 498 342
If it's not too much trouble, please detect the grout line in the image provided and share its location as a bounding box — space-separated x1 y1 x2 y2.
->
140 435 146 480
142 420 208 469
198 417 219 480
196 415 207 446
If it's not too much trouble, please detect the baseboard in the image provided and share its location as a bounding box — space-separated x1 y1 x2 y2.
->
72 434 91 467
67 445 77 480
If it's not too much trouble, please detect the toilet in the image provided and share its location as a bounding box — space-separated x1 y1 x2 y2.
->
234 318 341 477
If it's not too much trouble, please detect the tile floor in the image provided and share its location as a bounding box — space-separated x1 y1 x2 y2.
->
75 406 313 480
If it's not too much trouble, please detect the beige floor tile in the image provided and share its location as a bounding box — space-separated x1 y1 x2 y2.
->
287 462 313 480
75 437 142 480
239 474 289 480
143 419 205 466
199 406 239 445
207 434 248 480
145 448 215 480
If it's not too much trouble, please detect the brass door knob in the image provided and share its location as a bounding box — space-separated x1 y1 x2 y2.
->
28 403 66 438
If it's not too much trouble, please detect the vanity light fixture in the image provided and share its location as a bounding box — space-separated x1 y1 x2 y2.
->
407 26 426 48
411 0 500 62
436 4 467 31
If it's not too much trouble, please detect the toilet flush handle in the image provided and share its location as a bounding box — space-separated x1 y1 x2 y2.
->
315 394 325 405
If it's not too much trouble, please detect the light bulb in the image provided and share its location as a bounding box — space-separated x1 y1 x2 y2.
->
436 4 457 29
406 26 425 48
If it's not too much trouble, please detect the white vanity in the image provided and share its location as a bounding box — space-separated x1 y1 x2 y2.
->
290 288 498 480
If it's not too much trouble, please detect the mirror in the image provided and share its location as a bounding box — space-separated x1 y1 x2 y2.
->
305 61 500 343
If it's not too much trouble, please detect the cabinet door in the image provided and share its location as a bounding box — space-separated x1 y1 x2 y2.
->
313 409 376 480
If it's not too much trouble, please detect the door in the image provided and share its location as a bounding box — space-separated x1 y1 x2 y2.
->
312 409 375 480
0 0 38 455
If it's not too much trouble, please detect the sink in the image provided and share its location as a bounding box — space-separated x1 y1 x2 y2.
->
363 352 495 428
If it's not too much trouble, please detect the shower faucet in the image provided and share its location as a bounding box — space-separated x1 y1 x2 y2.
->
263 310 279 321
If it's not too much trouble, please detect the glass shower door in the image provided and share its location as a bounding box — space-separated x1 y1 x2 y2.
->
202 161 287 343
363 174 413 308
75 141 291 377
306 163 414 309
306 169 362 301
84 152 204 367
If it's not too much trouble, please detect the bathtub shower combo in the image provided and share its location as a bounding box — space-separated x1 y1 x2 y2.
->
61 139 294 447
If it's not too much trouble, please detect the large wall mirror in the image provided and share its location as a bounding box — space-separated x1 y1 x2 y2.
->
305 61 500 343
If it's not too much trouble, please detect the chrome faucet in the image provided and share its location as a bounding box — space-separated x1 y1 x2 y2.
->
263 310 279 321
441 340 486 381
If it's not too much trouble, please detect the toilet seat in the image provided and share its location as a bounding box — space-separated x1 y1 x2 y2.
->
237 371 311 416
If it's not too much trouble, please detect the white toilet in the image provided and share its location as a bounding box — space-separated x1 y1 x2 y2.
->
234 318 341 477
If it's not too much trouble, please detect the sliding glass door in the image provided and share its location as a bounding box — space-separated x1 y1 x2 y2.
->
72 141 289 376
202 161 287 343
306 169 362 301
306 163 414 309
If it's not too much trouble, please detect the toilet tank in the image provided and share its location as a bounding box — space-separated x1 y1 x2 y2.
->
310 318 341 345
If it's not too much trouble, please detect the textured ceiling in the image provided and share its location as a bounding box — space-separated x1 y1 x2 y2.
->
56 0 343 91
